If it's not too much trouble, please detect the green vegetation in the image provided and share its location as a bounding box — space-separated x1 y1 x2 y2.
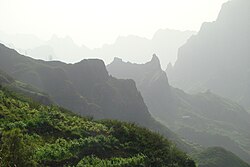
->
0 87 195 167
0 43 192 153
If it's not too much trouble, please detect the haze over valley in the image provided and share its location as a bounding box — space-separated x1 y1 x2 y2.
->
0 0 250 166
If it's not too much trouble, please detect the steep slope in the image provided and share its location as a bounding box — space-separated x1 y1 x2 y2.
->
172 88 250 163
168 0 250 109
0 43 191 152
0 43 96 116
0 69 14 85
108 55 174 120
0 69 52 105
0 87 195 167
107 55 250 163
193 147 250 167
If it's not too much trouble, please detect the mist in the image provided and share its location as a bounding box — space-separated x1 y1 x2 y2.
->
0 0 250 167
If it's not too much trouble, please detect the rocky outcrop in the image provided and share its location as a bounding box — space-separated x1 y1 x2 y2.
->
168 0 250 109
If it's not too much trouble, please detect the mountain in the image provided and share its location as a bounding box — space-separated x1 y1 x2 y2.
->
0 31 43 49
93 29 195 68
108 55 174 120
0 43 192 152
0 69 14 85
107 55 250 164
0 86 196 167
45 35 92 63
0 69 52 105
168 0 250 110
0 29 195 68
27 45 56 61
0 57 247 167
1 43 249 166
193 147 250 167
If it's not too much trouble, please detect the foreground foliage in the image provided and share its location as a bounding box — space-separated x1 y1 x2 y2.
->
0 87 195 167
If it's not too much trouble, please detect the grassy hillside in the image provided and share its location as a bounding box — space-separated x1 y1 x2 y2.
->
0 43 193 152
0 87 195 167
193 147 250 167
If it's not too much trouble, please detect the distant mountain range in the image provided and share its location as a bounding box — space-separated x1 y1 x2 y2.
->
168 0 250 110
108 0 250 163
0 43 192 152
0 29 195 69
1 43 250 166
107 54 250 164
1 0 250 166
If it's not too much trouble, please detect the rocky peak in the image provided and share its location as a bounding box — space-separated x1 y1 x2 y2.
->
75 59 109 80
146 54 162 71
113 57 123 63
166 62 173 71
217 0 250 24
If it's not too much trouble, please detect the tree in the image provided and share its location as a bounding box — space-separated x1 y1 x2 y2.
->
0 128 35 167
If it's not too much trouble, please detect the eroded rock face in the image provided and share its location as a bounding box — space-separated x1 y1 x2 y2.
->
108 55 175 122
168 0 250 109
0 43 190 151
0 43 147 121
107 54 250 164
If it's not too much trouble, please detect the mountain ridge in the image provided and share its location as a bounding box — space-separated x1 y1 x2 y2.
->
107 54 250 164
0 86 196 167
168 0 250 110
0 43 192 152
0 29 195 68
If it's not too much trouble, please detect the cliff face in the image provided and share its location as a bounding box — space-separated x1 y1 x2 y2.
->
108 54 174 119
168 0 250 109
0 43 147 121
0 43 191 151
107 55 250 164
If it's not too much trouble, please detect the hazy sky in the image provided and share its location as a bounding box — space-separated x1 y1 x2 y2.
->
0 0 228 48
